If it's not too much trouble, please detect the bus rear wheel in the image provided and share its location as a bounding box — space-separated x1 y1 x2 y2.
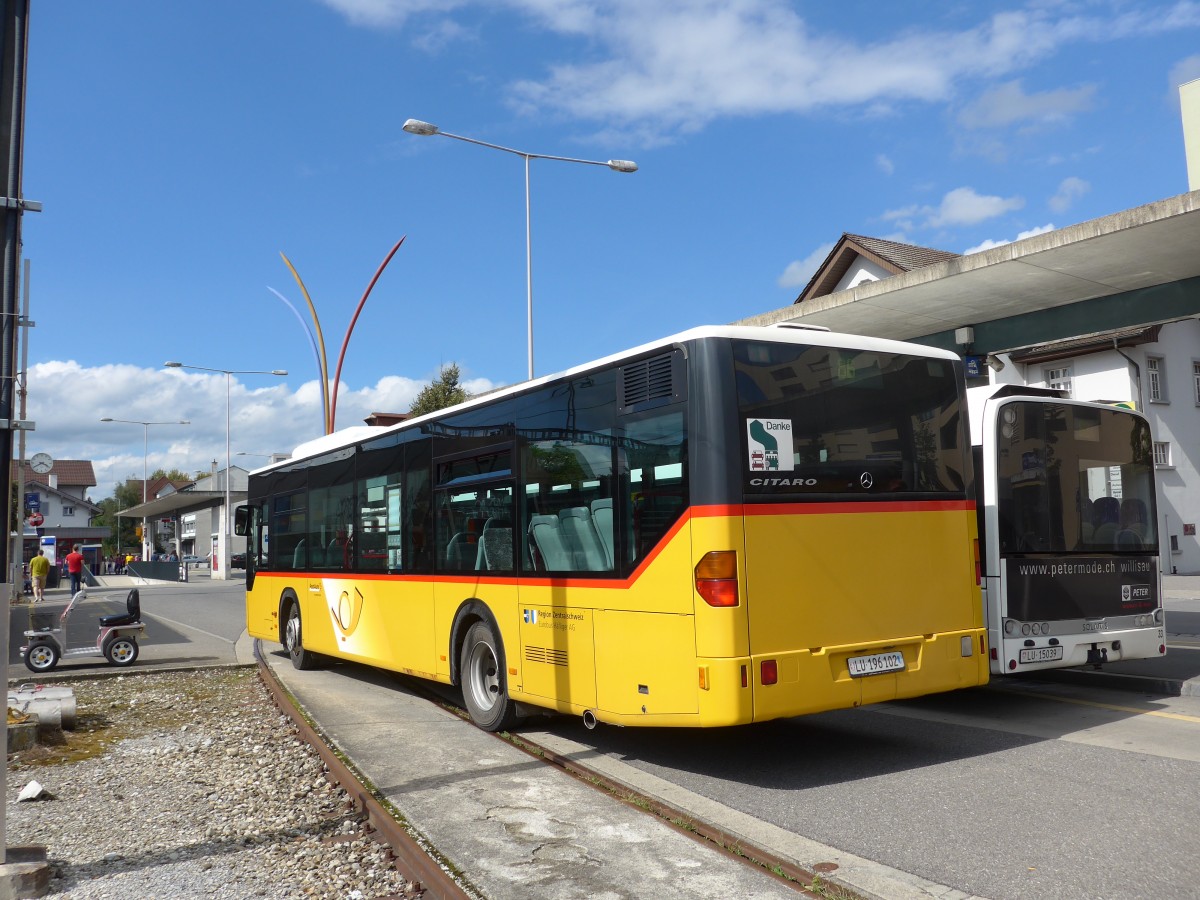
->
284 602 319 671
460 620 518 732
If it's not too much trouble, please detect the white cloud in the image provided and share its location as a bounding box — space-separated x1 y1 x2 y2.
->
876 154 895 175
1168 53 1200 98
1048 176 1090 213
958 79 1097 129
318 1 1200 138
929 186 1024 227
778 242 835 290
884 187 1024 229
963 223 1055 255
25 360 499 500
318 0 466 29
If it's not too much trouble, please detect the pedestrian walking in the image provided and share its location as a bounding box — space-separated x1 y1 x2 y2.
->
29 550 50 602
65 544 85 595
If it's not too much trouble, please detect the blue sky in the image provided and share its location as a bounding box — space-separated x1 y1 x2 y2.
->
22 0 1200 498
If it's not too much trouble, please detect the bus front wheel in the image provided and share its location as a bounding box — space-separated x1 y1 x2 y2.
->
460 620 518 732
284 602 320 671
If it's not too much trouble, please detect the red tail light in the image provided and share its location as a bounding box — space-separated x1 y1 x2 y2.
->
761 659 778 685
695 551 739 607
973 538 981 585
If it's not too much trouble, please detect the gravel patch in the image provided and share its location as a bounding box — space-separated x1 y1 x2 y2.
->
6 668 419 898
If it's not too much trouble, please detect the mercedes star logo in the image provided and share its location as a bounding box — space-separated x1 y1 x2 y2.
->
860 472 874 489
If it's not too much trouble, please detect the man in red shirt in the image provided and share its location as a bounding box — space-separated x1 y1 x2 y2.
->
65 544 85 596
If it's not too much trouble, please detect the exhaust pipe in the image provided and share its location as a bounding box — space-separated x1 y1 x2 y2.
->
582 709 598 730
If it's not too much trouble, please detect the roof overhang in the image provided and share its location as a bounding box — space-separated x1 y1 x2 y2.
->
738 189 1200 340
121 491 244 519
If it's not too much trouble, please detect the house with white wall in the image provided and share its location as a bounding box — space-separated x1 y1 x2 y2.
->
739 194 1200 574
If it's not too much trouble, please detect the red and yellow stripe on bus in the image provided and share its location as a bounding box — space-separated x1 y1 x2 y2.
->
247 500 987 728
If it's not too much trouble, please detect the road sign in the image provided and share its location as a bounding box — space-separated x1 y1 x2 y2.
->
27 512 43 527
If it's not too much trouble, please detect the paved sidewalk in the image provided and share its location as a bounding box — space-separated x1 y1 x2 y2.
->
255 639 977 900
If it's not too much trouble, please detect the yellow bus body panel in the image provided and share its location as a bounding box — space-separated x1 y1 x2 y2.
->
741 503 988 721
246 502 986 727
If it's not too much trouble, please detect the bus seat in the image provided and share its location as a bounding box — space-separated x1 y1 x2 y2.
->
1121 498 1148 538
1093 497 1121 545
1116 530 1143 549
591 498 614 568
559 507 608 571
478 519 513 570
529 515 571 571
292 539 306 569
445 532 476 570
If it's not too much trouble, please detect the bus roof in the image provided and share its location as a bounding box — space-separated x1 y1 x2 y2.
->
964 384 1144 445
271 324 965 473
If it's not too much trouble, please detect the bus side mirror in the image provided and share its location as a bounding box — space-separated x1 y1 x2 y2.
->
234 506 250 537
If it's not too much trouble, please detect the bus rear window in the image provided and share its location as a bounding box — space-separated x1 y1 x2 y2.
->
734 341 966 496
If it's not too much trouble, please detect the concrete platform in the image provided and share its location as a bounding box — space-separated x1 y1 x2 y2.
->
0 846 50 900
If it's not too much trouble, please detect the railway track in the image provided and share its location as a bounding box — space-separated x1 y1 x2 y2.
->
255 646 845 900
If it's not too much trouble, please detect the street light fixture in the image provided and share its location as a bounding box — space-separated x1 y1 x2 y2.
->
402 118 637 380
100 417 190 561
163 362 287 579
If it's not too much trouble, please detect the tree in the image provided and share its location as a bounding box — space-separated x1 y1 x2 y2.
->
151 467 193 482
94 480 144 556
408 363 469 417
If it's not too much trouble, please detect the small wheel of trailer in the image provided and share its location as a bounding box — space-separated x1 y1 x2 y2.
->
23 641 60 674
103 635 140 667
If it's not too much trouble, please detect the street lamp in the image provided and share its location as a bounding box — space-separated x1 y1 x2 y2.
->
100 418 190 561
402 118 637 380
163 363 287 579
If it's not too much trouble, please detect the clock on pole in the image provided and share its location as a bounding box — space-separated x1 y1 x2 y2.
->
30 452 53 474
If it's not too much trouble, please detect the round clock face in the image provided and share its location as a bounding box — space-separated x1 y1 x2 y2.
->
30 452 53 474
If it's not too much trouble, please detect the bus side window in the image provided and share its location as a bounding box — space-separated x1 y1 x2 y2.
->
620 409 687 567
272 492 306 572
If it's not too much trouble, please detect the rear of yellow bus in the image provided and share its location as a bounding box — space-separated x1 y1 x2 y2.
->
691 333 988 725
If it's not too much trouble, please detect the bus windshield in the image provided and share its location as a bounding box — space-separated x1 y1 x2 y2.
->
994 401 1157 554
734 340 966 496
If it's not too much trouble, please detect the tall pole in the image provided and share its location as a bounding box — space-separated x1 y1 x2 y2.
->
99 418 189 560
142 423 148 560
525 155 533 380
225 371 231 573
401 119 636 380
162 363 287 580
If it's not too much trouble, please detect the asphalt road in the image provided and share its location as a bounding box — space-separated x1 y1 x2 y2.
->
5 572 248 676
6 574 1199 899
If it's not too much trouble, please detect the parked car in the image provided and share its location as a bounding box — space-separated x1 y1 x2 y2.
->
182 555 207 566
230 553 246 569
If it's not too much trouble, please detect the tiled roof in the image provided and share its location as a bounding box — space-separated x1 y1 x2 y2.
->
1008 324 1161 364
11 459 97 487
843 233 961 271
795 233 961 304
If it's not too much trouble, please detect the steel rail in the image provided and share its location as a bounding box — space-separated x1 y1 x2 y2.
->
411 684 841 899
254 648 475 900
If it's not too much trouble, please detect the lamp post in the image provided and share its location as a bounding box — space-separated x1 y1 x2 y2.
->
100 418 190 561
402 118 637 380
163 363 287 579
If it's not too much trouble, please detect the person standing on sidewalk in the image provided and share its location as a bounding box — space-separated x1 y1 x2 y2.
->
29 550 50 602
65 544 85 595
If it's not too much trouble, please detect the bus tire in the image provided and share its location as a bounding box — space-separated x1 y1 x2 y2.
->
460 620 518 732
284 601 319 671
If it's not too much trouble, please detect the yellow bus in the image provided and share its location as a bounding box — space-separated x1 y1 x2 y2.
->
239 324 988 730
